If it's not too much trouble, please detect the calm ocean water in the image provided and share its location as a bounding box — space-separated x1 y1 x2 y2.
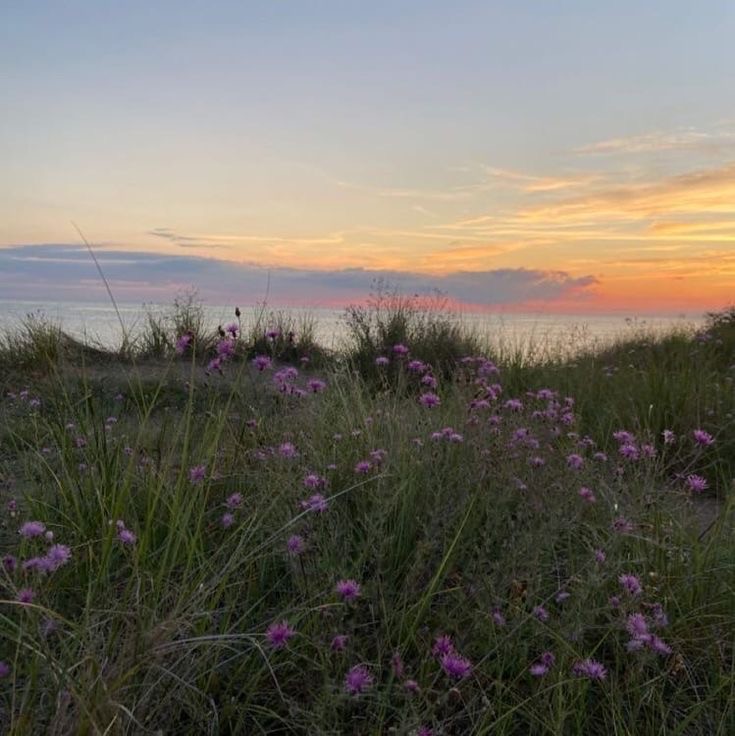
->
0 299 703 357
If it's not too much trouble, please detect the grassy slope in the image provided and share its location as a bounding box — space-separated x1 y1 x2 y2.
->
0 302 733 734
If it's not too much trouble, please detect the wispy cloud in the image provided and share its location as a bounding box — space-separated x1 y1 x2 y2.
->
576 127 735 155
0 244 597 308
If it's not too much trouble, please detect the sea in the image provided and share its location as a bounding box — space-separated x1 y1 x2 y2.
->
0 299 704 359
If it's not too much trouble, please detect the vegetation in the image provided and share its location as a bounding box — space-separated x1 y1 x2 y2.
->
0 296 733 734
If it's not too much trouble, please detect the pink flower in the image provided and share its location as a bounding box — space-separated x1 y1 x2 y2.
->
44 544 71 571
175 333 193 354
432 634 455 657
391 652 405 678
300 493 328 513
252 355 272 371
440 652 472 680
375 356 390 366
189 465 206 483
303 473 326 489
529 651 555 676
619 574 643 597
572 658 607 681
686 474 708 493
17 587 35 604
619 443 639 460
330 634 348 652
566 453 584 470
286 534 305 556
265 620 295 649
278 442 297 458
578 486 596 503
116 520 136 545
693 429 714 446
344 664 374 695
626 613 650 640
226 493 244 509
336 579 361 602
19 521 46 539
419 392 441 408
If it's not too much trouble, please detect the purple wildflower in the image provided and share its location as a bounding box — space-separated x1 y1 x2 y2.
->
307 378 327 393
344 664 374 695
492 608 506 627
619 443 639 460
175 333 193 354
331 634 348 652
440 652 473 680
662 429 676 444
44 544 71 571
567 453 584 470
300 493 328 513
392 343 409 356
189 465 206 483
529 651 555 677
286 534 305 556
649 636 672 655
375 356 390 366
619 574 643 597
572 658 607 681
265 620 295 649
693 429 714 446
686 474 708 493
116 521 136 545
421 374 438 389
578 486 596 503
432 634 455 657
252 355 272 371
17 588 35 604
626 613 650 640
391 652 405 678
220 513 235 529
404 679 420 693
612 516 634 534
278 442 297 458
226 492 244 509
19 521 46 539
354 460 372 475
419 392 441 408
336 579 361 602
0 662 10 679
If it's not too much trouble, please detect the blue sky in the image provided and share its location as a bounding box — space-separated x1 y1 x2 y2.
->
2 1 734 311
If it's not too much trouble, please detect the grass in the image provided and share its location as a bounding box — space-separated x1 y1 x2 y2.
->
0 298 733 734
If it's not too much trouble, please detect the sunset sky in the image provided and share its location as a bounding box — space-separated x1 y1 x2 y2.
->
2 1 735 313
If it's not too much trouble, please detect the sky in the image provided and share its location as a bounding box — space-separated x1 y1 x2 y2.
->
1 1 735 313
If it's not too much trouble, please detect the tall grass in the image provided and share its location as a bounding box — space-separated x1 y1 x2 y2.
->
0 299 733 733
